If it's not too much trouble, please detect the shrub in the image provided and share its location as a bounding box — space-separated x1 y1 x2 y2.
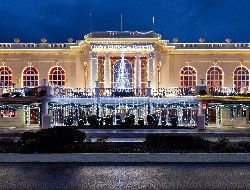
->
21 132 36 143
170 116 178 127
0 138 15 146
124 114 135 127
39 90 47 96
11 92 23 97
20 127 86 153
87 115 98 127
116 114 122 125
212 138 237 153
138 118 144 127
25 90 34 96
116 119 122 125
161 117 166 126
20 141 39 153
1 93 10 97
146 133 210 151
64 117 74 126
77 115 87 128
238 141 250 152
104 115 113 126
199 90 207 96
147 114 159 127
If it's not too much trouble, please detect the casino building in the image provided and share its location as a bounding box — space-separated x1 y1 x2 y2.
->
1 31 250 129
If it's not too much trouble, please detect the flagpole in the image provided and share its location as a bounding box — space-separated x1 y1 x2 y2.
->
153 16 155 33
121 14 123 31
89 14 92 33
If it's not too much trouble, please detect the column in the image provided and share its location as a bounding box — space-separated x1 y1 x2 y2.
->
90 52 98 89
147 52 155 86
146 81 152 96
41 100 50 129
104 53 111 88
197 101 206 130
75 53 85 88
135 53 141 89
160 52 170 88
42 100 49 115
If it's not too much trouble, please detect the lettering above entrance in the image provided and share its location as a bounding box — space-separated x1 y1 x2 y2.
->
91 44 154 51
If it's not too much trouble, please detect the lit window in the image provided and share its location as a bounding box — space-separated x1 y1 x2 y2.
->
233 66 249 91
0 66 12 87
22 66 39 87
48 66 66 86
1 109 16 118
180 66 197 88
206 66 223 87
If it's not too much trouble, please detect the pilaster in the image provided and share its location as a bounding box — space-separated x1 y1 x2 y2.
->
90 52 98 89
135 53 141 89
104 53 111 88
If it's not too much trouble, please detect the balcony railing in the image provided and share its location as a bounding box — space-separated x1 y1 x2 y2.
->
50 86 195 98
2 86 249 99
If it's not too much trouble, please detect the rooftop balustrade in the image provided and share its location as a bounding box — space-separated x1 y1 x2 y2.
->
170 42 250 49
0 43 77 49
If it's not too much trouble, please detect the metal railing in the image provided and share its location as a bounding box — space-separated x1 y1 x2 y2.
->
2 86 249 98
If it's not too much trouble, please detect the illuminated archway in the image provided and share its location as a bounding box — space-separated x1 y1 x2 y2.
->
48 66 66 86
0 66 12 87
22 66 39 87
206 66 224 87
180 66 197 88
233 66 249 90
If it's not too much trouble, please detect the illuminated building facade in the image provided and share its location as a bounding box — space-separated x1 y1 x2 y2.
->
0 31 250 129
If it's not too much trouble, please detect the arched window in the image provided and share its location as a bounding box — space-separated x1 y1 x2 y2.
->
233 66 249 90
113 59 132 89
206 66 223 87
48 66 66 86
22 66 39 87
180 66 197 88
0 66 12 87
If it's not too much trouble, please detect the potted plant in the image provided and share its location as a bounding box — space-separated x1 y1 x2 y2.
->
87 115 98 127
147 114 159 127
161 116 166 126
138 117 144 127
124 114 135 127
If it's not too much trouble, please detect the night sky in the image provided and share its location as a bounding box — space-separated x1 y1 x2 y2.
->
1 0 250 43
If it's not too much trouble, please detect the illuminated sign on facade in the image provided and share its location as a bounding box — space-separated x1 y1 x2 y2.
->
91 44 154 51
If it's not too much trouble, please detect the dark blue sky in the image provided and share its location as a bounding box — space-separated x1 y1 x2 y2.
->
1 0 250 43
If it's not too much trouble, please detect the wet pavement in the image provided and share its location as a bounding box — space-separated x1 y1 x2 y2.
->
0 163 249 190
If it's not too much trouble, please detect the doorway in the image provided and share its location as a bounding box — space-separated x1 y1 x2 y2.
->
208 108 216 124
30 108 39 124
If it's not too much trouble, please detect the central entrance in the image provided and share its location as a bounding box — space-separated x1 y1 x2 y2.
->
113 52 133 89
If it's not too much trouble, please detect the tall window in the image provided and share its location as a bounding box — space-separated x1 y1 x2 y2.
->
113 59 132 89
98 58 104 88
233 66 249 90
180 66 197 88
0 66 12 87
141 58 148 88
206 66 223 87
22 66 39 87
48 66 66 86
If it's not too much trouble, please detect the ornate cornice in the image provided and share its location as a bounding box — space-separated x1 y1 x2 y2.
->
168 49 250 55
0 49 76 56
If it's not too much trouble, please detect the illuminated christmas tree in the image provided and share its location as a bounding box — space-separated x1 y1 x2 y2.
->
114 51 131 90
